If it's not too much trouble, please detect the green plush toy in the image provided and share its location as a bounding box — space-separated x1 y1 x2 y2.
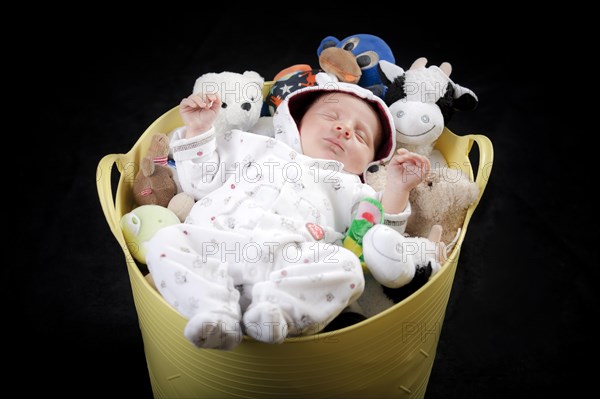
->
120 205 180 263
342 197 384 269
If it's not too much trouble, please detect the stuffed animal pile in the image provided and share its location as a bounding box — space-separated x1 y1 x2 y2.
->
265 33 395 116
121 39 483 327
123 70 266 258
365 56 480 246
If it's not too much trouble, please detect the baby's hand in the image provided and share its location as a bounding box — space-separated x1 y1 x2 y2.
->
179 92 221 138
385 148 430 192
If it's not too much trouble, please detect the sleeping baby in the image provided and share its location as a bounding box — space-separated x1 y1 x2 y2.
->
147 73 432 350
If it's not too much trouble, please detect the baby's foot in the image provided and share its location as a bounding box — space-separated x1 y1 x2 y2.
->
243 303 288 344
184 311 242 350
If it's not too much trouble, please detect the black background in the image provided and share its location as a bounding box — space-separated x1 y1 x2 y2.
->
19 16 594 398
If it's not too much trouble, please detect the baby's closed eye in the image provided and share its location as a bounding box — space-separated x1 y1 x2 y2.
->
320 112 337 120
356 130 373 146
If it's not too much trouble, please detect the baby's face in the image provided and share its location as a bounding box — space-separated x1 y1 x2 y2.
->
299 93 383 174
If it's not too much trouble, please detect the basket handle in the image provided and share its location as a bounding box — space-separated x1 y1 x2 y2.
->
96 153 126 246
464 134 494 201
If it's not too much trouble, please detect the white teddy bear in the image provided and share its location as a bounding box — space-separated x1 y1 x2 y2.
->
192 70 265 135
167 70 267 221
169 70 266 155
193 71 265 134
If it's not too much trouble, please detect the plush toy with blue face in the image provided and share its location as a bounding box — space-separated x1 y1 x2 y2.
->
265 34 395 117
317 34 395 89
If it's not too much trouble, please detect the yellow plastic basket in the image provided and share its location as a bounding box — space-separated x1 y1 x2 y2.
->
97 83 493 398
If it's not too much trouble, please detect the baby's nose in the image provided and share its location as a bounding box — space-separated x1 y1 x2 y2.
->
335 124 353 139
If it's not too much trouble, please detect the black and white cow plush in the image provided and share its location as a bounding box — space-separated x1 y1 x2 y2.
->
328 59 480 329
377 57 478 158
366 58 479 192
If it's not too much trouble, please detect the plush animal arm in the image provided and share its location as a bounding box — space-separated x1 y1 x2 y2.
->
428 224 447 263
168 192 195 222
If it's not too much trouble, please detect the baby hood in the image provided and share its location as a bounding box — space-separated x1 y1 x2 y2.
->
272 72 396 174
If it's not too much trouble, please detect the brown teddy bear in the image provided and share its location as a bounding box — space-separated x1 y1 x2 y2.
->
404 166 479 244
132 133 177 207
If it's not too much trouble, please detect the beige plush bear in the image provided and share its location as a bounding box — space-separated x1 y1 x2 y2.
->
365 164 478 248
404 166 479 244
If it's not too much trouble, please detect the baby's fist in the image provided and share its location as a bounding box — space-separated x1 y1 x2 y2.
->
386 148 431 191
180 92 222 138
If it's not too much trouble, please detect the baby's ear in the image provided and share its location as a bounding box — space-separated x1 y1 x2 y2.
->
243 71 264 86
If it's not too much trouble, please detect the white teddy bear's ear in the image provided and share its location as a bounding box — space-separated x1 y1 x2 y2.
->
243 71 264 87
193 72 219 94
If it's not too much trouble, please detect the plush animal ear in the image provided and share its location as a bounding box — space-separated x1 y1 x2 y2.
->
140 157 155 177
451 83 478 111
317 36 340 55
148 133 170 158
378 60 406 105
409 57 428 70
437 83 479 122
243 71 265 87
378 60 404 85
439 62 452 76
193 72 219 94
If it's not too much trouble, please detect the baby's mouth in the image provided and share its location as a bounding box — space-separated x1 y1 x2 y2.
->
324 138 345 152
